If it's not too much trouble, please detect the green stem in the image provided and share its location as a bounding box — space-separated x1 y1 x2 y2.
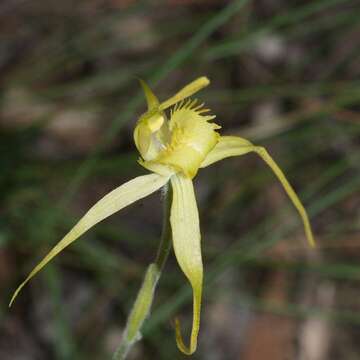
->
112 184 172 360
155 184 173 271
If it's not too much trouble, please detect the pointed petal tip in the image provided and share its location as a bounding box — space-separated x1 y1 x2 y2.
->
200 137 316 250
9 286 21 307
8 174 171 309
137 77 159 110
159 76 211 111
307 231 316 248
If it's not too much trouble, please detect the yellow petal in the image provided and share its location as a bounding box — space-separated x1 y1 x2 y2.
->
200 136 252 167
159 77 210 111
170 174 203 355
201 136 315 247
138 78 159 111
9 173 170 307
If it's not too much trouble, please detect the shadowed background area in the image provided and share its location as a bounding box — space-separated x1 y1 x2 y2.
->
1 0 360 359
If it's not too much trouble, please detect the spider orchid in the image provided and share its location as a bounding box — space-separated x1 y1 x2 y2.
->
10 76 314 355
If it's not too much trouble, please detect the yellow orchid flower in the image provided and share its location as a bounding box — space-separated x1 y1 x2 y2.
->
10 76 315 356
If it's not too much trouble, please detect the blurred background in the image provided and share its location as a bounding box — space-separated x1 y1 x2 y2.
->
1 0 360 359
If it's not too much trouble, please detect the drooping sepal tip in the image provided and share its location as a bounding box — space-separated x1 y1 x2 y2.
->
200 136 316 248
305 225 316 248
173 282 202 355
170 175 203 355
175 317 196 355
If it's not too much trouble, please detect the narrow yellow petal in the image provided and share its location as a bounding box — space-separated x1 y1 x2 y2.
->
9 173 170 307
170 174 203 355
201 136 315 247
200 136 252 167
159 77 210 111
138 78 159 111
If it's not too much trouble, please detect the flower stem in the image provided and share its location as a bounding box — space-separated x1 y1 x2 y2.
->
155 184 173 271
112 183 172 360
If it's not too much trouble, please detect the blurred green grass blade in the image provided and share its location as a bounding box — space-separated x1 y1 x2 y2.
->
10 3 148 84
39 62 156 100
151 0 250 79
285 9 360 41
213 177 360 277
240 296 360 326
236 258 360 281
45 265 78 360
207 81 360 105
14 153 139 181
25 11 217 100
309 175 360 216
205 0 353 60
